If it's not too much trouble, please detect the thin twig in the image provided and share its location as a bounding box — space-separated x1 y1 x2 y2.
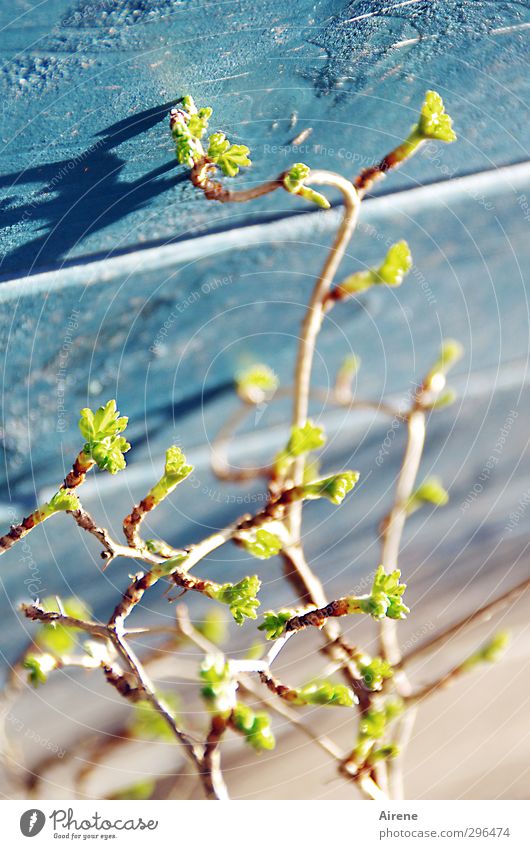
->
401 573 530 670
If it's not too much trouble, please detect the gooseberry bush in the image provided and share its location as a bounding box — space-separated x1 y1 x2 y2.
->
1 91 518 801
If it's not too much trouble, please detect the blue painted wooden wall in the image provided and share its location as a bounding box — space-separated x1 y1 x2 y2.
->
0 0 529 666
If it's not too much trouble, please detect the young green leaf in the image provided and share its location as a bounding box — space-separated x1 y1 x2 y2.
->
258 609 295 640
79 400 130 475
358 566 409 620
207 133 251 177
188 108 212 140
210 576 261 625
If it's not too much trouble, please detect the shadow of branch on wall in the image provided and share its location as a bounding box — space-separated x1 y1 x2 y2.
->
0 100 187 278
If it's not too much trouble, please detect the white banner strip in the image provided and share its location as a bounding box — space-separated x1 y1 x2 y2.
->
2 799 527 848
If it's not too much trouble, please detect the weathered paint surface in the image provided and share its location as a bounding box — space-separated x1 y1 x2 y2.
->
0 2 529 667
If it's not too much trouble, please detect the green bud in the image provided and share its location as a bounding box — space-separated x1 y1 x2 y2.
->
23 653 56 686
111 780 156 801
429 388 457 409
147 446 193 508
164 446 193 481
257 609 294 640
236 364 279 404
357 655 394 691
180 95 197 114
374 241 412 286
196 610 229 647
47 490 81 514
367 743 400 765
232 703 275 751
284 162 310 192
274 420 326 476
425 339 464 388
239 528 283 560
336 353 360 387
417 90 457 143
200 655 237 714
462 631 510 672
298 680 355 707
283 163 330 208
359 699 403 740
300 470 359 505
407 476 449 514
338 241 412 296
